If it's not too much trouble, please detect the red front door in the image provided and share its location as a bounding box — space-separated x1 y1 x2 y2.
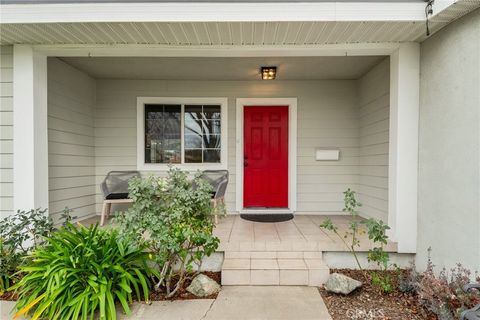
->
244 106 288 208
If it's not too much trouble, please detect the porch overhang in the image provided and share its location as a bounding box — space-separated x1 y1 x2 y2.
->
1 0 479 46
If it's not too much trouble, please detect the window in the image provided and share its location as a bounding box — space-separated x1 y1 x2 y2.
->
145 104 181 164
138 98 227 169
184 105 221 163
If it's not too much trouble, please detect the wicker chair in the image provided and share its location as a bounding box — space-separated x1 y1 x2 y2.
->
461 283 480 320
100 171 140 226
198 170 229 223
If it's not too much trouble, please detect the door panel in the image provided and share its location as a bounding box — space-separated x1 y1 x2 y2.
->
244 106 288 208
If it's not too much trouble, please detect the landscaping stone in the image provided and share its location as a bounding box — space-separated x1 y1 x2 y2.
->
187 274 221 297
324 273 362 295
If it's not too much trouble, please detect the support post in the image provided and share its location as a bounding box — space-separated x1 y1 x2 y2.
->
13 45 49 212
388 42 420 253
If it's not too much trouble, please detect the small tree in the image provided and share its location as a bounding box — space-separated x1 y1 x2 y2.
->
115 168 219 298
320 189 365 274
320 188 394 289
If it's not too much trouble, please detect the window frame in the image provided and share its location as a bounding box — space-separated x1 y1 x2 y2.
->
137 97 228 171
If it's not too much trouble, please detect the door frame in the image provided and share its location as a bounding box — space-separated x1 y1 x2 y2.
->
235 98 297 214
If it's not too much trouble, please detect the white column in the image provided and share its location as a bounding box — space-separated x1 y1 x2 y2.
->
388 43 420 253
13 45 49 211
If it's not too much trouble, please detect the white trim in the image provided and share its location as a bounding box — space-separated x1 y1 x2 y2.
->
235 98 297 213
13 45 49 211
388 43 420 254
0 2 429 24
33 43 400 58
136 97 228 172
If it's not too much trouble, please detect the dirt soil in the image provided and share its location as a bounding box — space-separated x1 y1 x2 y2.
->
319 269 436 320
149 271 221 301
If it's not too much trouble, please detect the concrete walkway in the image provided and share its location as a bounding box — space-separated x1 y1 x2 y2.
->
1 286 332 320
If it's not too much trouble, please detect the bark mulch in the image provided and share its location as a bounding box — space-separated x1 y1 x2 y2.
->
319 269 436 320
0 291 18 301
149 271 221 301
0 272 221 302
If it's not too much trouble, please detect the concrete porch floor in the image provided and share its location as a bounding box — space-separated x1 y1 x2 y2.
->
82 213 397 253
214 214 398 253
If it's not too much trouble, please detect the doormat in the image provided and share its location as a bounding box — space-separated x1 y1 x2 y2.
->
240 214 294 223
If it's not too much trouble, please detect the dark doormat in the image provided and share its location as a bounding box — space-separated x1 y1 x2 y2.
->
240 214 294 223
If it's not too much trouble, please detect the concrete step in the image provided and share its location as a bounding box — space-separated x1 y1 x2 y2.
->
221 252 330 286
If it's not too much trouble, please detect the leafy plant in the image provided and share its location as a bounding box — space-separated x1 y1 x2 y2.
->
319 188 396 290
414 248 480 319
371 272 393 293
0 209 54 293
363 218 394 292
115 168 220 298
12 223 155 320
320 189 365 275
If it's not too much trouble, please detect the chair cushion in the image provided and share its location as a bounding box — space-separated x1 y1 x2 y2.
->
105 193 129 200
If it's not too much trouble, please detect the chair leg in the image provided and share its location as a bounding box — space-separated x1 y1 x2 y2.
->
101 201 108 226
212 199 218 224
105 203 112 221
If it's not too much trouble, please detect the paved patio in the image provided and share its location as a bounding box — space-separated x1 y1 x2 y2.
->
1 286 332 320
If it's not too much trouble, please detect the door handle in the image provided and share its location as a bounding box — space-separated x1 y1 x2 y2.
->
244 161 248 167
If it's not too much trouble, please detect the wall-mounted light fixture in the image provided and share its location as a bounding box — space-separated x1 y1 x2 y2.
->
261 66 277 80
425 0 434 36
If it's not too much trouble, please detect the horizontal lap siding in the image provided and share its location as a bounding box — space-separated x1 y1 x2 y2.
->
95 80 359 214
357 58 390 221
48 58 96 223
0 46 13 218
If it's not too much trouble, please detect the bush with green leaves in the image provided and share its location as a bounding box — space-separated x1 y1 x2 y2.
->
115 168 220 298
320 189 365 275
320 188 394 291
12 223 155 320
0 209 54 293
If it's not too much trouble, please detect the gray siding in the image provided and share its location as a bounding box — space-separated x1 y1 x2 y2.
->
417 8 480 273
47 58 97 222
357 58 390 221
94 80 360 214
0 45 13 218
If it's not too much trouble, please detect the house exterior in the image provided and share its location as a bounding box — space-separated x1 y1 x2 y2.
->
0 0 479 274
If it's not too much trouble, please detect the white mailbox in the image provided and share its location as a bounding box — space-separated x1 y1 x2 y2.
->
315 148 340 161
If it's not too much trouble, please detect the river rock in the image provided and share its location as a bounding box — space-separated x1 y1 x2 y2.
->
324 273 362 295
186 274 221 297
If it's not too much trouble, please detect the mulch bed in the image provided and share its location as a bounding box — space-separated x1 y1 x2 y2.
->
149 271 221 301
1 272 221 302
0 291 18 301
319 269 436 320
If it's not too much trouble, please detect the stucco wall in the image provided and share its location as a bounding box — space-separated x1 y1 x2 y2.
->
357 58 390 222
417 8 480 273
94 79 361 214
47 58 97 222
0 45 13 218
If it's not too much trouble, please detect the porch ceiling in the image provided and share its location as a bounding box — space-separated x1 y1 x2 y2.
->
59 56 386 80
0 0 479 46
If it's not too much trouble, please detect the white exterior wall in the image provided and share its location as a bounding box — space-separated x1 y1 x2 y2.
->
47 58 97 222
94 80 360 214
0 46 13 218
358 58 390 222
417 8 480 272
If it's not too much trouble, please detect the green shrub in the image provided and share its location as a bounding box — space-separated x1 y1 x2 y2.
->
320 189 365 276
0 209 54 293
319 188 395 291
12 223 155 320
115 168 220 298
